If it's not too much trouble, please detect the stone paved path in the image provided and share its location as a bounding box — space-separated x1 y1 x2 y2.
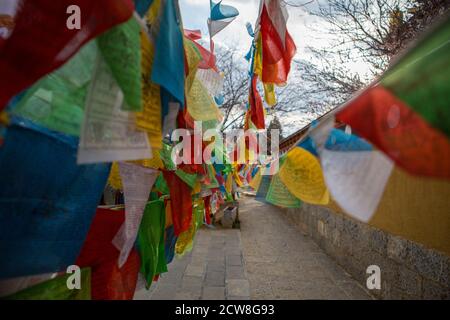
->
134 196 372 300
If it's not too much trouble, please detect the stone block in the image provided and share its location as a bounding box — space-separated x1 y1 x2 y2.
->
226 266 246 280
207 260 225 273
202 286 225 300
226 254 243 266
205 271 225 287
226 279 250 297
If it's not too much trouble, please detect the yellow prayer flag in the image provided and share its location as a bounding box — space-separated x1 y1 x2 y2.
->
146 0 162 26
263 83 277 106
108 162 123 190
184 37 202 93
278 147 329 205
249 168 262 190
225 173 233 193
234 170 244 187
165 200 173 229
192 181 202 195
186 78 223 122
254 35 263 77
136 30 162 150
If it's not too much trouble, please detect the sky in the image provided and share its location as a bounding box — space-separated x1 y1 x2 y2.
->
179 0 372 135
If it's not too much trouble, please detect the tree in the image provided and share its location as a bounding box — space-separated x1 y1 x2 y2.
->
290 0 449 111
215 47 249 132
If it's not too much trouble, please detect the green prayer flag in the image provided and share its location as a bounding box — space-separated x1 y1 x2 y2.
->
97 17 142 111
138 199 167 288
12 42 97 136
266 174 302 208
175 169 198 188
381 18 450 138
5 268 91 300
154 172 170 194
206 165 219 189
160 143 177 170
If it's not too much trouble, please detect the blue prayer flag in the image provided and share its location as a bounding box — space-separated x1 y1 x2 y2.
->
0 117 110 279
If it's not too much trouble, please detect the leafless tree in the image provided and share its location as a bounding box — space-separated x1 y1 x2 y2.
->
286 0 449 114
215 48 248 132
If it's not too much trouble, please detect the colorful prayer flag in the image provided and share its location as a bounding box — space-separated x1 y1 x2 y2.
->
0 118 110 279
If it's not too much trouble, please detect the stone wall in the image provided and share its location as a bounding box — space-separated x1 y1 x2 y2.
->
283 204 450 299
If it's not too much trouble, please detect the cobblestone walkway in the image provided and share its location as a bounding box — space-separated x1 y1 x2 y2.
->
134 196 372 300
240 197 372 299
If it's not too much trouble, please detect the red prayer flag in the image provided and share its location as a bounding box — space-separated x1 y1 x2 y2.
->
204 195 212 225
337 86 450 179
0 0 134 108
260 5 296 85
76 208 140 300
184 29 217 71
162 170 193 235
249 75 265 129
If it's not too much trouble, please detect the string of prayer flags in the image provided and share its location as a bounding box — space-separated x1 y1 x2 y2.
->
77 53 152 164
208 1 240 38
4 268 91 300
113 162 158 267
0 118 110 279
137 199 167 288
76 208 140 300
278 146 329 205
337 17 450 180
0 0 134 109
